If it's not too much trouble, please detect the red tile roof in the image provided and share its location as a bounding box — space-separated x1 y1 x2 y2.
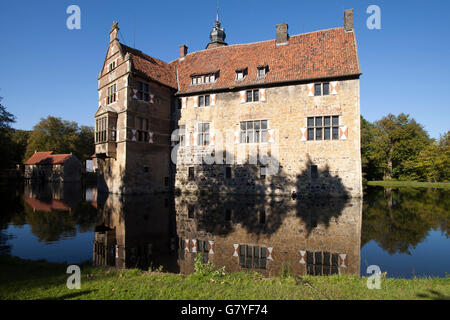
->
25 151 73 165
121 44 177 89
171 27 361 94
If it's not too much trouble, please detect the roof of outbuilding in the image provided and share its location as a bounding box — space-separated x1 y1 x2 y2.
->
25 152 73 165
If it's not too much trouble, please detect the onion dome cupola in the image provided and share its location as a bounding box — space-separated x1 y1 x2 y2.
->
206 12 227 49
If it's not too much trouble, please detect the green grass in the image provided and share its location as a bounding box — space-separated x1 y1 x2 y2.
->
367 181 450 189
0 255 449 300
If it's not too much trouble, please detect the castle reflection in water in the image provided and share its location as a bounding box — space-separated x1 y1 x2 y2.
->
92 191 362 277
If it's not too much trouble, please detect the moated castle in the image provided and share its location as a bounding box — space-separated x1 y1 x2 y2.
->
94 9 362 198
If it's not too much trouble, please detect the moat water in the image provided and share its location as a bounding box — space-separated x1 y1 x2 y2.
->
0 183 448 279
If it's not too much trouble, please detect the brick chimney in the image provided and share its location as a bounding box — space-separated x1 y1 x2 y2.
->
180 45 188 59
276 23 289 46
110 21 119 43
344 9 354 32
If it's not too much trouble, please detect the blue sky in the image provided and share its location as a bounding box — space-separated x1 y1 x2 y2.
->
0 0 449 138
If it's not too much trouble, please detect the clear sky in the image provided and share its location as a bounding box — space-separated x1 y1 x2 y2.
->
0 0 449 139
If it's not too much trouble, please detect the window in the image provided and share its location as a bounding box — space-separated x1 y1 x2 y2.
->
246 90 259 102
259 210 266 224
137 81 149 101
226 167 232 179
307 116 339 141
95 117 107 143
240 120 268 144
179 125 185 147
107 84 117 104
197 123 210 146
191 74 216 85
306 251 339 276
260 166 266 180
314 83 330 96
136 116 149 142
95 116 117 143
198 95 210 107
188 167 194 181
239 245 267 269
235 68 247 81
257 66 267 78
311 165 318 179
109 61 116 72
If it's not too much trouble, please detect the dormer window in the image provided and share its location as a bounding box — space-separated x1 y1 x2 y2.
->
191 73 217 85
257 65 268 78
235 68 247 81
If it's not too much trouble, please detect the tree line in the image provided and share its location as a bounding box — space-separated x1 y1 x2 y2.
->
361 114 449 182
1 96 448 182
0 97 94 169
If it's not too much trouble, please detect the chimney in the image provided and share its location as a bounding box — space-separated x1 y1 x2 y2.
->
344 9 354 32
110 21 119 43
276 23 289 46
180 45 188 59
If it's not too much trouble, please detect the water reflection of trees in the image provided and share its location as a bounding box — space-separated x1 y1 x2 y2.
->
361 187 449 255
1 183 97 243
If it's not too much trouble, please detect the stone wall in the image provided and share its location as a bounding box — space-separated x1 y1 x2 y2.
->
174 78 362 198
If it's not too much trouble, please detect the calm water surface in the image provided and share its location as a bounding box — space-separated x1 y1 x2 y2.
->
0 183 448 278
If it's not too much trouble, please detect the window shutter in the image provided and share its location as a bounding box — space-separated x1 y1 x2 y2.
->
103 97 107 105
307 83 314 97
129 129 137 141
181 97 187 109
185 132 190 147
339 126 348 140
193 96 198 108
208 240 215 254
339 254 347 268
115 91 119 101
211 94 216 106
299 250 306 264
148 132 154 144
234 130 240 144
259 89 266 102
300 128 307 141
132 89 138 99
239 91 246 103
192 130 197 146
184 239 190 252
233 244 239 257
191 239 197 253
209 130 215 146
330 81 338 95
149 94 155 104
268 129 274 143
267 247 274 261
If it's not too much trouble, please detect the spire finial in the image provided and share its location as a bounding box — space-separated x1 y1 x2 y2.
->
216 0 219 22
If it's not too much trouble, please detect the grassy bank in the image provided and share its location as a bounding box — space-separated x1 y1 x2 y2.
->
367 181 450 189
0 255 448 300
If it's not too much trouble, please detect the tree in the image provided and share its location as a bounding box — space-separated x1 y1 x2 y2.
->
25 116 94 162
361 116 384 181
369 114 431 180
0 96 17 170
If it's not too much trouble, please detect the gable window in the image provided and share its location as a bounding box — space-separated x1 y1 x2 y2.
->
314 83 330 96
136 116 149 142
107 84 117 104
240 120 268 144
246 90 259 102
198 95 211 107
307 116 339 141
137 81 149 101
109 61 116 72
197 123 210 146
